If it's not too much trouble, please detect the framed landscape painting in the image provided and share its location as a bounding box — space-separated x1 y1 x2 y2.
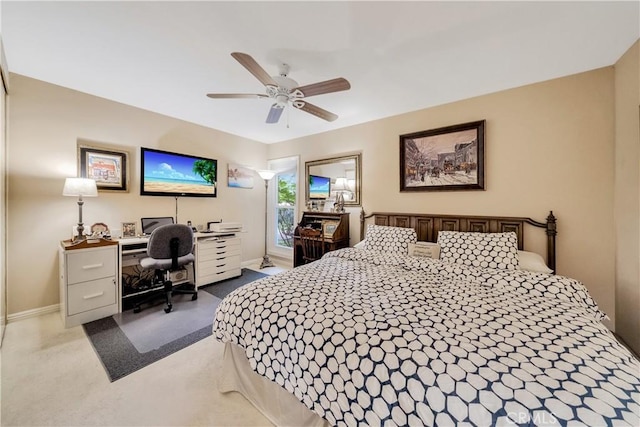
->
399 120 485 192
78 143 129 192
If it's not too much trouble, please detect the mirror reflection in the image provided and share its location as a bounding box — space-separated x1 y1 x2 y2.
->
305 153 361 208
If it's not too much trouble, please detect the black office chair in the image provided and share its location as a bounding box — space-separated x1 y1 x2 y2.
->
136 224 197 313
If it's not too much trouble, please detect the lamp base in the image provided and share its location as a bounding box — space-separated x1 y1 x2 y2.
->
259 254 275 269
73 223 87 243
72 235 87 244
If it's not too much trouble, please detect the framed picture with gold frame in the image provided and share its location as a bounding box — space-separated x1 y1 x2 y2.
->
322 221 339 238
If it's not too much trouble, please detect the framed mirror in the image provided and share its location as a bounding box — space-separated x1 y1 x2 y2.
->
305 153 361 207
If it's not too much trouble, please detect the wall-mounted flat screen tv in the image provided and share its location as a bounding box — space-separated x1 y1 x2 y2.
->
140 147 217 197
309 174 331 199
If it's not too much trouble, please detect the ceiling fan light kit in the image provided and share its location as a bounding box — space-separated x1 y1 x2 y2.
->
207 52 351 124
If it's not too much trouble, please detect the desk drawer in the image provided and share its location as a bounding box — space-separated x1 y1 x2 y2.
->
67 277 116 316
198 237 240 247
198 245 241 261
198 254 241 276
198 268 242 287
67 247 116 285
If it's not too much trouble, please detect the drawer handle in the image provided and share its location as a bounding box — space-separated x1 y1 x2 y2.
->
216 264 226 268
83 291 104 300
216 251 226 255
82 263 104 270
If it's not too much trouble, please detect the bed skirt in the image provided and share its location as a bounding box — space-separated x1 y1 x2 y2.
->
219 342 329 427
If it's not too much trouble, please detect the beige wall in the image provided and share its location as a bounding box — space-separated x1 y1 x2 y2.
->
614 40 640 354
270 67 618 329
7 74 267 315
6 55 634 334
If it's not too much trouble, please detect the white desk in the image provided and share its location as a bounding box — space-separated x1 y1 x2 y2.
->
118 232 241 312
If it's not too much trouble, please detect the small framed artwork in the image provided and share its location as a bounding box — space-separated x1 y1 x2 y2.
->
227 164 254 189
322 221 339 238
121 222 137 238
78 143 129 192
400 120 485 192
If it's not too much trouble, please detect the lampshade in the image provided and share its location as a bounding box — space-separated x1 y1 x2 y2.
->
333 177 349 191
256 170 277 181
62 178 98 197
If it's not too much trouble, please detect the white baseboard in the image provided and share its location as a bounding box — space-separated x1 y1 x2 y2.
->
242 255 291 269
241 258 263 267
8 304 59 323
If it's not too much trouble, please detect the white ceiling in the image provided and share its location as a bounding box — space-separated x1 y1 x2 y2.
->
2 1 638 144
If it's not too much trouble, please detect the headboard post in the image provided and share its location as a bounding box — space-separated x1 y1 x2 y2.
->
546 211 557 273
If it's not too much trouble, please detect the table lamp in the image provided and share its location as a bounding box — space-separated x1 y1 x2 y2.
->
333 177 350 212
63 177 98 242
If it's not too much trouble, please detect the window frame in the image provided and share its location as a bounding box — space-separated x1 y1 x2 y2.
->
266 156 299 260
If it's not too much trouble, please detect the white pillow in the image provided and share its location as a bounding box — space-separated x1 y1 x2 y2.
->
364 224 417 254
408 242 440 259
437 231 519 270
518 250 553 274
354 240 366 249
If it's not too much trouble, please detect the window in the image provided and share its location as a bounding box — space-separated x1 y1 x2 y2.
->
267 156 298 259
276 172 296 249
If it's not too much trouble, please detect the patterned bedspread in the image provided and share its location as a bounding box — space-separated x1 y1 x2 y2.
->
213 248 640 426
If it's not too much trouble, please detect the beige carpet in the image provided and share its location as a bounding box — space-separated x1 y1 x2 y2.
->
1 262 289 427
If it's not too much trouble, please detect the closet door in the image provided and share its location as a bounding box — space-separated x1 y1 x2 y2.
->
0 36 8 345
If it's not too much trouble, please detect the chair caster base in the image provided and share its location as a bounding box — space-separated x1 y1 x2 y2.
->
192 293 198 301
164 304 173 314
133 306 141 314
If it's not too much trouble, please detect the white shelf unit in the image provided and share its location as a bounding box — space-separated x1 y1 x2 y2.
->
195 235 241 287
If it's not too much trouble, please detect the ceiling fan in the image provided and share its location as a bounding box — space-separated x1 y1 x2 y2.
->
207 52 351 124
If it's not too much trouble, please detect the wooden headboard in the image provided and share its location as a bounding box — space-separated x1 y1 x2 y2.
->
360 210 557 272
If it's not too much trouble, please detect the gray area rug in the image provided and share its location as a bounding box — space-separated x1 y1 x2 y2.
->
83 268 267 382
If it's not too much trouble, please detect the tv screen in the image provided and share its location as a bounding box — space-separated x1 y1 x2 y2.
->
140 147 217 197
309 174 331 199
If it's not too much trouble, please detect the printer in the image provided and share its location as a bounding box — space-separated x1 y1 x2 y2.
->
209 222 243 233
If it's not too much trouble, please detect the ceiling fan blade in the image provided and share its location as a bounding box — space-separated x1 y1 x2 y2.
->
206 93 267 99
293 78 351 98
266 104 284 124
231 52 278 87
294 101 338 122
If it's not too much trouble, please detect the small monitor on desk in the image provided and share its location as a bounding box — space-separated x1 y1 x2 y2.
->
141 217 174 235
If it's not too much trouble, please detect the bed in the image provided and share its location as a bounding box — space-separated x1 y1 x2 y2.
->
213 211 640 426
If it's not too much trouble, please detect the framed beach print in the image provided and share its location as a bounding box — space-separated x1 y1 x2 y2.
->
78 143 129 192
400 120 485 192
227 164 254 189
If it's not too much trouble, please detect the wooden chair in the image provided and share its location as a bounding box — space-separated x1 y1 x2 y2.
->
299 227 325 264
